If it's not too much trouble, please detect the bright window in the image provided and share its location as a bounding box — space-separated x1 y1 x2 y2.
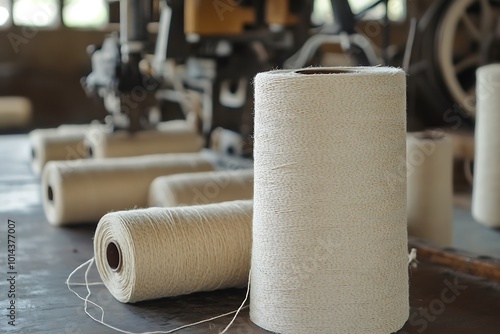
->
387 0 406 21
312 0 334 25
350 0 406 21
313 0 406 25
13 0 59 27
63 0 108 28
0 0 9 27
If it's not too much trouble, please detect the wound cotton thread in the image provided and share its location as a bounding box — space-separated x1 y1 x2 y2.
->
148 169 253 207
42 153 214 225
251 67 409 334
29 124 99 175
472 64 500 227
85 122 204 159
93 200 253 303
407 131 453 246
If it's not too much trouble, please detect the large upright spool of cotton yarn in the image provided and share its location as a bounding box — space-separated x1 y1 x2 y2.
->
42 153 213 225
94 200 253 303
85 122 204 159
473 64 500 227
148 169 253 207
407 131 453 246
252 67 409 334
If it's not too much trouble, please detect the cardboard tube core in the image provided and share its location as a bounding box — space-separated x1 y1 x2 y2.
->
106 241 122 272
295 69 355 75
47 186 54 203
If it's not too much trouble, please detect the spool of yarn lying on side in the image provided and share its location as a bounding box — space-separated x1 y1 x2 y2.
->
0 96 32 129
407 131 453 246
252 67 409 334
472 64 500 227
156 119 196 132
56 124 98 132
30 124 98 175
85 122 204 159
94 200 253 303
148 169 253 207
42 153 214 225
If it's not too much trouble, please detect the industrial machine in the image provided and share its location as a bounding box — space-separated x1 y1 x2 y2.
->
82 1 315 153
82 0 499 151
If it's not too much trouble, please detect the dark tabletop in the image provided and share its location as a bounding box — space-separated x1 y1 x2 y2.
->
1 135 499 334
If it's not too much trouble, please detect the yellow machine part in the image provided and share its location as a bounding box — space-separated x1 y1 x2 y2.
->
266 0 298 25
184 0 256 35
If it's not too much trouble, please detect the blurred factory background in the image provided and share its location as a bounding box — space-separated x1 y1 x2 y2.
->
0 0 484 133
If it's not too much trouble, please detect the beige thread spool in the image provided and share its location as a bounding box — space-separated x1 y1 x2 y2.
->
148 169 253 207
472 64 500 227
29 124 98 175
42 153 214 226
407 131 453 246
252 67 409 334
85 122 204 159
94 200 253 303
0 96 32 129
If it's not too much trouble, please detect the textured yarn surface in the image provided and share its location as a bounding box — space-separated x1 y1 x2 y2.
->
472 65 500 227
407 131 453 246
148 169 253 207
42 153 213 225
85 121 204 159
251 67 409 334
94 200 253 303
29 124 97 175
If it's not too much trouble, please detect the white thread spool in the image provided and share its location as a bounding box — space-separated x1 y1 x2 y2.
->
85 122 204 159
407 131 453 246
252 67 409 334
0 96 32 129
473 65 500 227
29 124 98 175
148 169 253 207
94 200 253 303
42 153 214 225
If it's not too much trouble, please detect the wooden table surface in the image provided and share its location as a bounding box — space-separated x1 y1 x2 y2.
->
1 134 499 334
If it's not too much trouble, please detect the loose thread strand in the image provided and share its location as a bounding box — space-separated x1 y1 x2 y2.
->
66 258 250 334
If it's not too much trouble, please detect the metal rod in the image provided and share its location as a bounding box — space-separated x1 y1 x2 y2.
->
120 0 150 45
382 0 390 65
